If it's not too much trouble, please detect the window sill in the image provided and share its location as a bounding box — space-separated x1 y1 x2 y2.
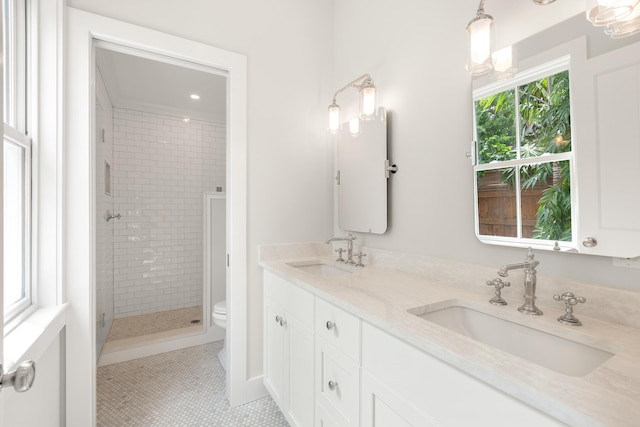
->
3 303 68 370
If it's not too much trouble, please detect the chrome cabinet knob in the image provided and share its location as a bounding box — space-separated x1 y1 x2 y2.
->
326 321 334 331
1 360 36 393
328 380 338 391
582 237 598 248
275 315 281 324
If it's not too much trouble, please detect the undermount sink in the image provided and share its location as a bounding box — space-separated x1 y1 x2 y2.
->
408 302 614 377
287 262 353 278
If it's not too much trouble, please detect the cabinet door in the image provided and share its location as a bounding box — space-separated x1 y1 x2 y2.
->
315 336 360 426
361 369 442 427
285 311 314 427
573 40 640 257
263 298 285 407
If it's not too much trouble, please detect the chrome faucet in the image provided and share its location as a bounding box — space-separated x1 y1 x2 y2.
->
498 248 542 315
326 232 356 264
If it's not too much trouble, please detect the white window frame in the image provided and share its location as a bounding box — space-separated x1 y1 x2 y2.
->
3 0 34 326
472 56 577 252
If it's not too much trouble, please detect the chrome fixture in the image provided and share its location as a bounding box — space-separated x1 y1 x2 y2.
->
354 251 367 267
497 247 543 315
105 211 121 222
326 232 357 265
335 247 346 263
485 277 510 305
328 380 339 392
553 292 587 326
328 74 376 134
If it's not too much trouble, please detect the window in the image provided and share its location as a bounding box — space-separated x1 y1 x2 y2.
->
3 0 32 321
473 63 574 250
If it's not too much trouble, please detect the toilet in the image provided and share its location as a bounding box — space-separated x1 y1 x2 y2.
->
212 300 227 371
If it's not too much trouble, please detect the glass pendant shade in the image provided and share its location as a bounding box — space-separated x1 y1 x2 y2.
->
467 14 494 76
587 0 639 26
492 46 516 80
359 85 376 118
349 118 360 136
328 103 341 133
605 3 640 36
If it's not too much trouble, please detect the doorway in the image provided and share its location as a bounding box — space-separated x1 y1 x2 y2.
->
65 8 251 424
93 44 227 365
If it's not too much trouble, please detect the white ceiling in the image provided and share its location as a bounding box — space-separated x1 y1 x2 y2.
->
96 48 227 123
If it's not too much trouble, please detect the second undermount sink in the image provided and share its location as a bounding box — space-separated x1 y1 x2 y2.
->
287 261 353 278
408 301 614 377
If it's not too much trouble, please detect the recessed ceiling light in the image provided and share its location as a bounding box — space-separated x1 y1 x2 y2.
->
183 118 191 123
190 94 200 100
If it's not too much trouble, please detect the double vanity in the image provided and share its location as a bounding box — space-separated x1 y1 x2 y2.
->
260 242 640 426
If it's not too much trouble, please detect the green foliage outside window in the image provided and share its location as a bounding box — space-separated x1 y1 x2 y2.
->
475 70 572 241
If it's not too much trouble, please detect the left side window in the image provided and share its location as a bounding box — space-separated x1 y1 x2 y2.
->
3 0 32 322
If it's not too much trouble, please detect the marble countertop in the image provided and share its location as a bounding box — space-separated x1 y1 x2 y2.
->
260 251 640 427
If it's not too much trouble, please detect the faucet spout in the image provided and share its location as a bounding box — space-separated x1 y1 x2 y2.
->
325 232 356 264
497 248 542 315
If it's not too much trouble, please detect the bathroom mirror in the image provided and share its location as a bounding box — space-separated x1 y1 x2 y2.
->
337 106 388 234
471 14 640 257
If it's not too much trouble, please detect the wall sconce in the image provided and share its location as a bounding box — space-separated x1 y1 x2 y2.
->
328 74 376 134
466 1 559 78
587 0 640 38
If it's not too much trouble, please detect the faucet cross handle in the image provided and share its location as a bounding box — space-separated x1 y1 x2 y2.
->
335 248 345 263
486 278 510 306
553 292 586 326
354 251 367 267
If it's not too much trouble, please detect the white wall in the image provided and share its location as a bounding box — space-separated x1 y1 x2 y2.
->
66 0 335 377
332 0 640 292
113 108 224 318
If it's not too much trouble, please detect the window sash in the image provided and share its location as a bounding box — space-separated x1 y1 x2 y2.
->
3 125 32 321
3 0 27 131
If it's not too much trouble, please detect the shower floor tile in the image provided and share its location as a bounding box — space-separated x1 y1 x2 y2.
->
97 341 289 426
108 306 203 341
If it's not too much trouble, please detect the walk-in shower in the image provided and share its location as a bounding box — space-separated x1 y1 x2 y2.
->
94 46 227 364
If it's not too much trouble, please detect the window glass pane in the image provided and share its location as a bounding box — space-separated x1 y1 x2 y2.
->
477 167 517 238
518 70 572 158
475 89 517 164
3 0 14 125
521 160 572 241
3 139 27 311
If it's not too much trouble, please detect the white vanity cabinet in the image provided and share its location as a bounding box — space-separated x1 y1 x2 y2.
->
314 298 361 427
263 271 315 427
361 323 563 426
263 269 564 426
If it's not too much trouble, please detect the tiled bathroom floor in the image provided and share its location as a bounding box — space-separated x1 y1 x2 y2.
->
107 306 203 341
97 341 289 426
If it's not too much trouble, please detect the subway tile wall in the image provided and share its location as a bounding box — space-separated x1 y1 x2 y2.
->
113 108 225 318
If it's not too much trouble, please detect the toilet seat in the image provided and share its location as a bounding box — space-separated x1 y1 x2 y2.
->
213 300 226 315
213 300 227 329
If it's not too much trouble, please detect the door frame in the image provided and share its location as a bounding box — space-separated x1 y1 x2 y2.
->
65 7 253 425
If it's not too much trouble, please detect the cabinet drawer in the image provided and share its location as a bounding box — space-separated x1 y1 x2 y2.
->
315 297 361 362
315 336 360 426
